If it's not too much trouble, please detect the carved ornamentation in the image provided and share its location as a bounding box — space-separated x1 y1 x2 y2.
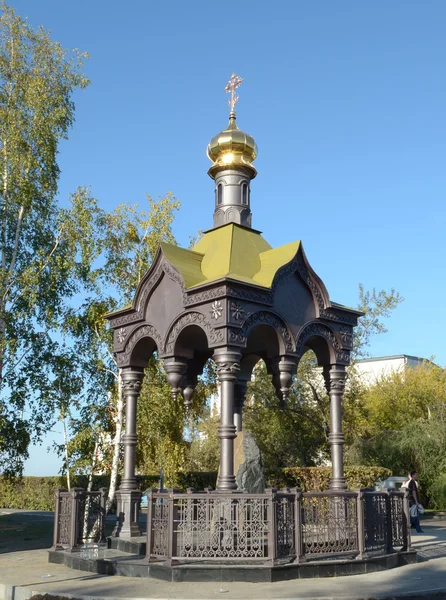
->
227 327 246 345
184 286 225 306
121 378 143 392
226 286 272 306
320 309 359 326
295 255 325 312
339 327 353 350
136 259 187 313
109 311 142 329
329 376 346 393
118 324 163 366
216 362 240 376
230 302 244 320
240 311 295 353
210 300 223 320
295 321 350 365
164 311 224 354
271 258 300 296
135 263 165 312
117 328 127 344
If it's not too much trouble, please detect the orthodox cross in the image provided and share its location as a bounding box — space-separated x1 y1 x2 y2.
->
225 73 243 113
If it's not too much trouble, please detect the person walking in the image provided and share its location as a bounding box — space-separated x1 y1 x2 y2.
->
408 471 424 533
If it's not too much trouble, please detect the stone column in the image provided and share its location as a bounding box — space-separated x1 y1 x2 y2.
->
324 365 347 490
214 348 241 491
114 366 145 537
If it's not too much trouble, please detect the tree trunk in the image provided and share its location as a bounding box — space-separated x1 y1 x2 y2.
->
61 413 71 491
106 370 123 514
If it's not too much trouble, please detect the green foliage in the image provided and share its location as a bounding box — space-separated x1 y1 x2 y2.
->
267 466 392 492
137 357 216 483
353 285 404 361
0 467 389 510
0 3 90 474
244 360 327 472
0 473 216 510
185 411 220 472
346 363 446 508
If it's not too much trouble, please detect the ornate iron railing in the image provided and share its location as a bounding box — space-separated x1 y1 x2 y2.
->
145 487 411 565
52 487 107 551
302 491 358 559
146 488 297 565
51 485 410 564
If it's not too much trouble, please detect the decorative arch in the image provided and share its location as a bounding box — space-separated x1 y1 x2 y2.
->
294 321 350 366
163 311 224 355
133 254 187 314
117 323 163 367
239 310 295 354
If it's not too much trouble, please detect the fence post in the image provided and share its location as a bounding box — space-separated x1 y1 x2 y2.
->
69 487 84 551
265 488 277 566
292 487 305 564
98 488 108 544
164 488 180 566
402 489 413 551
51 488 67 550
355 488 365 559
385 489 394 554
145 488 156 561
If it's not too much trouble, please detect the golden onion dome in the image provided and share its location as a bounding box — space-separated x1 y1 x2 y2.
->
207 112 258 179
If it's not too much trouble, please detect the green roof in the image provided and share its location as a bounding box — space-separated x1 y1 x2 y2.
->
160 223 300 290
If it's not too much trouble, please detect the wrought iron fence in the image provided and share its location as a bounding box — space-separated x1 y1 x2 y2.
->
145 487 411 565
146 488 297 565
51 485 410 564
302 491 358 559
52 487 107 551
362 490 389 554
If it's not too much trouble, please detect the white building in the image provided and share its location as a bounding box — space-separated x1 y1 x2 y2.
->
355 354 428 386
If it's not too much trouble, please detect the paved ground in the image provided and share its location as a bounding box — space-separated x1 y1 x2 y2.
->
1 510 446 600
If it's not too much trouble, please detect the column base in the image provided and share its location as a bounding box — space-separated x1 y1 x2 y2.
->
328 478 348 490
216 476 238 491
112 489 142 538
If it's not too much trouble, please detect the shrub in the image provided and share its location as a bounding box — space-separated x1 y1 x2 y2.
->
266 466 392 491
0 467 390 510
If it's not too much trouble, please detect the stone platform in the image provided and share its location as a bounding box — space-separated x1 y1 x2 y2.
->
48 535 417 582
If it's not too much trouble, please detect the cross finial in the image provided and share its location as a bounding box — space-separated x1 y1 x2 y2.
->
225 73 243 114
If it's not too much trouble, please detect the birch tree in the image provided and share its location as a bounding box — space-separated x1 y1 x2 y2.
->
63 193 181 510
0 2 89 474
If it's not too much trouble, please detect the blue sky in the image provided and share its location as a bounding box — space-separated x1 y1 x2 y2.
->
13 1 445 475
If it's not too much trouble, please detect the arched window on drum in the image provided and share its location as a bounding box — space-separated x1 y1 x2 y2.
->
242 183 248 205
217 183 223 205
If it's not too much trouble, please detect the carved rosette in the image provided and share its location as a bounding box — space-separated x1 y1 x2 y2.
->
230 301 245 321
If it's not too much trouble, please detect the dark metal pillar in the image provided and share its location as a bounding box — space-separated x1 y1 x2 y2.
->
233 379 248 432
114 366 145 537
324 365 347 490
214 348 241 491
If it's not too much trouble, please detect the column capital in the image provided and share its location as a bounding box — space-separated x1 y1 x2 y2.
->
213 348 242 382
323 364 346 395
121 367 145 392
